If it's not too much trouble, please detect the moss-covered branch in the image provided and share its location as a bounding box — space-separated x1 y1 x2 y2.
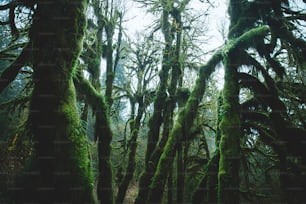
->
146 25 270 203
146 50 223 203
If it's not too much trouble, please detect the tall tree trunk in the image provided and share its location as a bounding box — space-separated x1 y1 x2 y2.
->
217 53 241 204
74 71 114 204
146 52 223 203
15 1 94 203
146 25 269 203
217 1 242 202
176 143 184 203
135 9 173 204
167 164 173 204
192 94 222 204
116 99 145 203
105 23 115 107
94 25 114 204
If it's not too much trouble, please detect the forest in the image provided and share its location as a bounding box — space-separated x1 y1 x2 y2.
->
0 0 305 203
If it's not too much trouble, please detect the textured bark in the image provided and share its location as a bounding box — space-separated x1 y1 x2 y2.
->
116 99 145 203
146 51 223 203
135 8 173 204
217 53 240 204
192 94 222 204
146 25 269 203
73 72 114 204
15 1 94 203
192 152 220 204
177 144 184 203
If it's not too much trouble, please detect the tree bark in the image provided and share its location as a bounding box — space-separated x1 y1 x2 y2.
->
146 52 223 203
15 1 94 203
73 72 114 204
217 52 240 204
116 99 145 203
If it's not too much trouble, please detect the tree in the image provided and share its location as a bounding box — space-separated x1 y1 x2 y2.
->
1 1 305 203
0 1 95 203
81 1 125 202
115 35 160 203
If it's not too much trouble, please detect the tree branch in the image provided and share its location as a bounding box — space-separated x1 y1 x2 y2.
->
0 42 31 93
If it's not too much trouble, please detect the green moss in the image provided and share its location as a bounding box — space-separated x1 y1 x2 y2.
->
217 47 240 204
15 1 95 203
73 72 114 203
222 26 270 58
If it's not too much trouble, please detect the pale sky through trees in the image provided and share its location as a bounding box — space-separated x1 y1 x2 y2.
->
124 0 228 49
121 0 228 90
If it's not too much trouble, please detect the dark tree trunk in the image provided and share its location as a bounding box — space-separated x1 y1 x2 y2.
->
192 93 222 204
176 144 184 203
167 164 173 204
74 71 114 204
217 52 241 204
15 1 94 203
116 99 145 203
146 52 223 203
135 9 173 204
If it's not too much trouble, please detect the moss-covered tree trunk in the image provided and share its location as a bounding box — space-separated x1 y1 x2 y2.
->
144 9 172 165
136 5 186 203
116 98 145 203
217 52 240 203
135 8 173 204
15 1 94 203
73 71 114 204
146 23 270 203
176 143 184 203
90 4 114 203
104 21 115 107
192 94 222 204
217 1 242 202
146 52 223 203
